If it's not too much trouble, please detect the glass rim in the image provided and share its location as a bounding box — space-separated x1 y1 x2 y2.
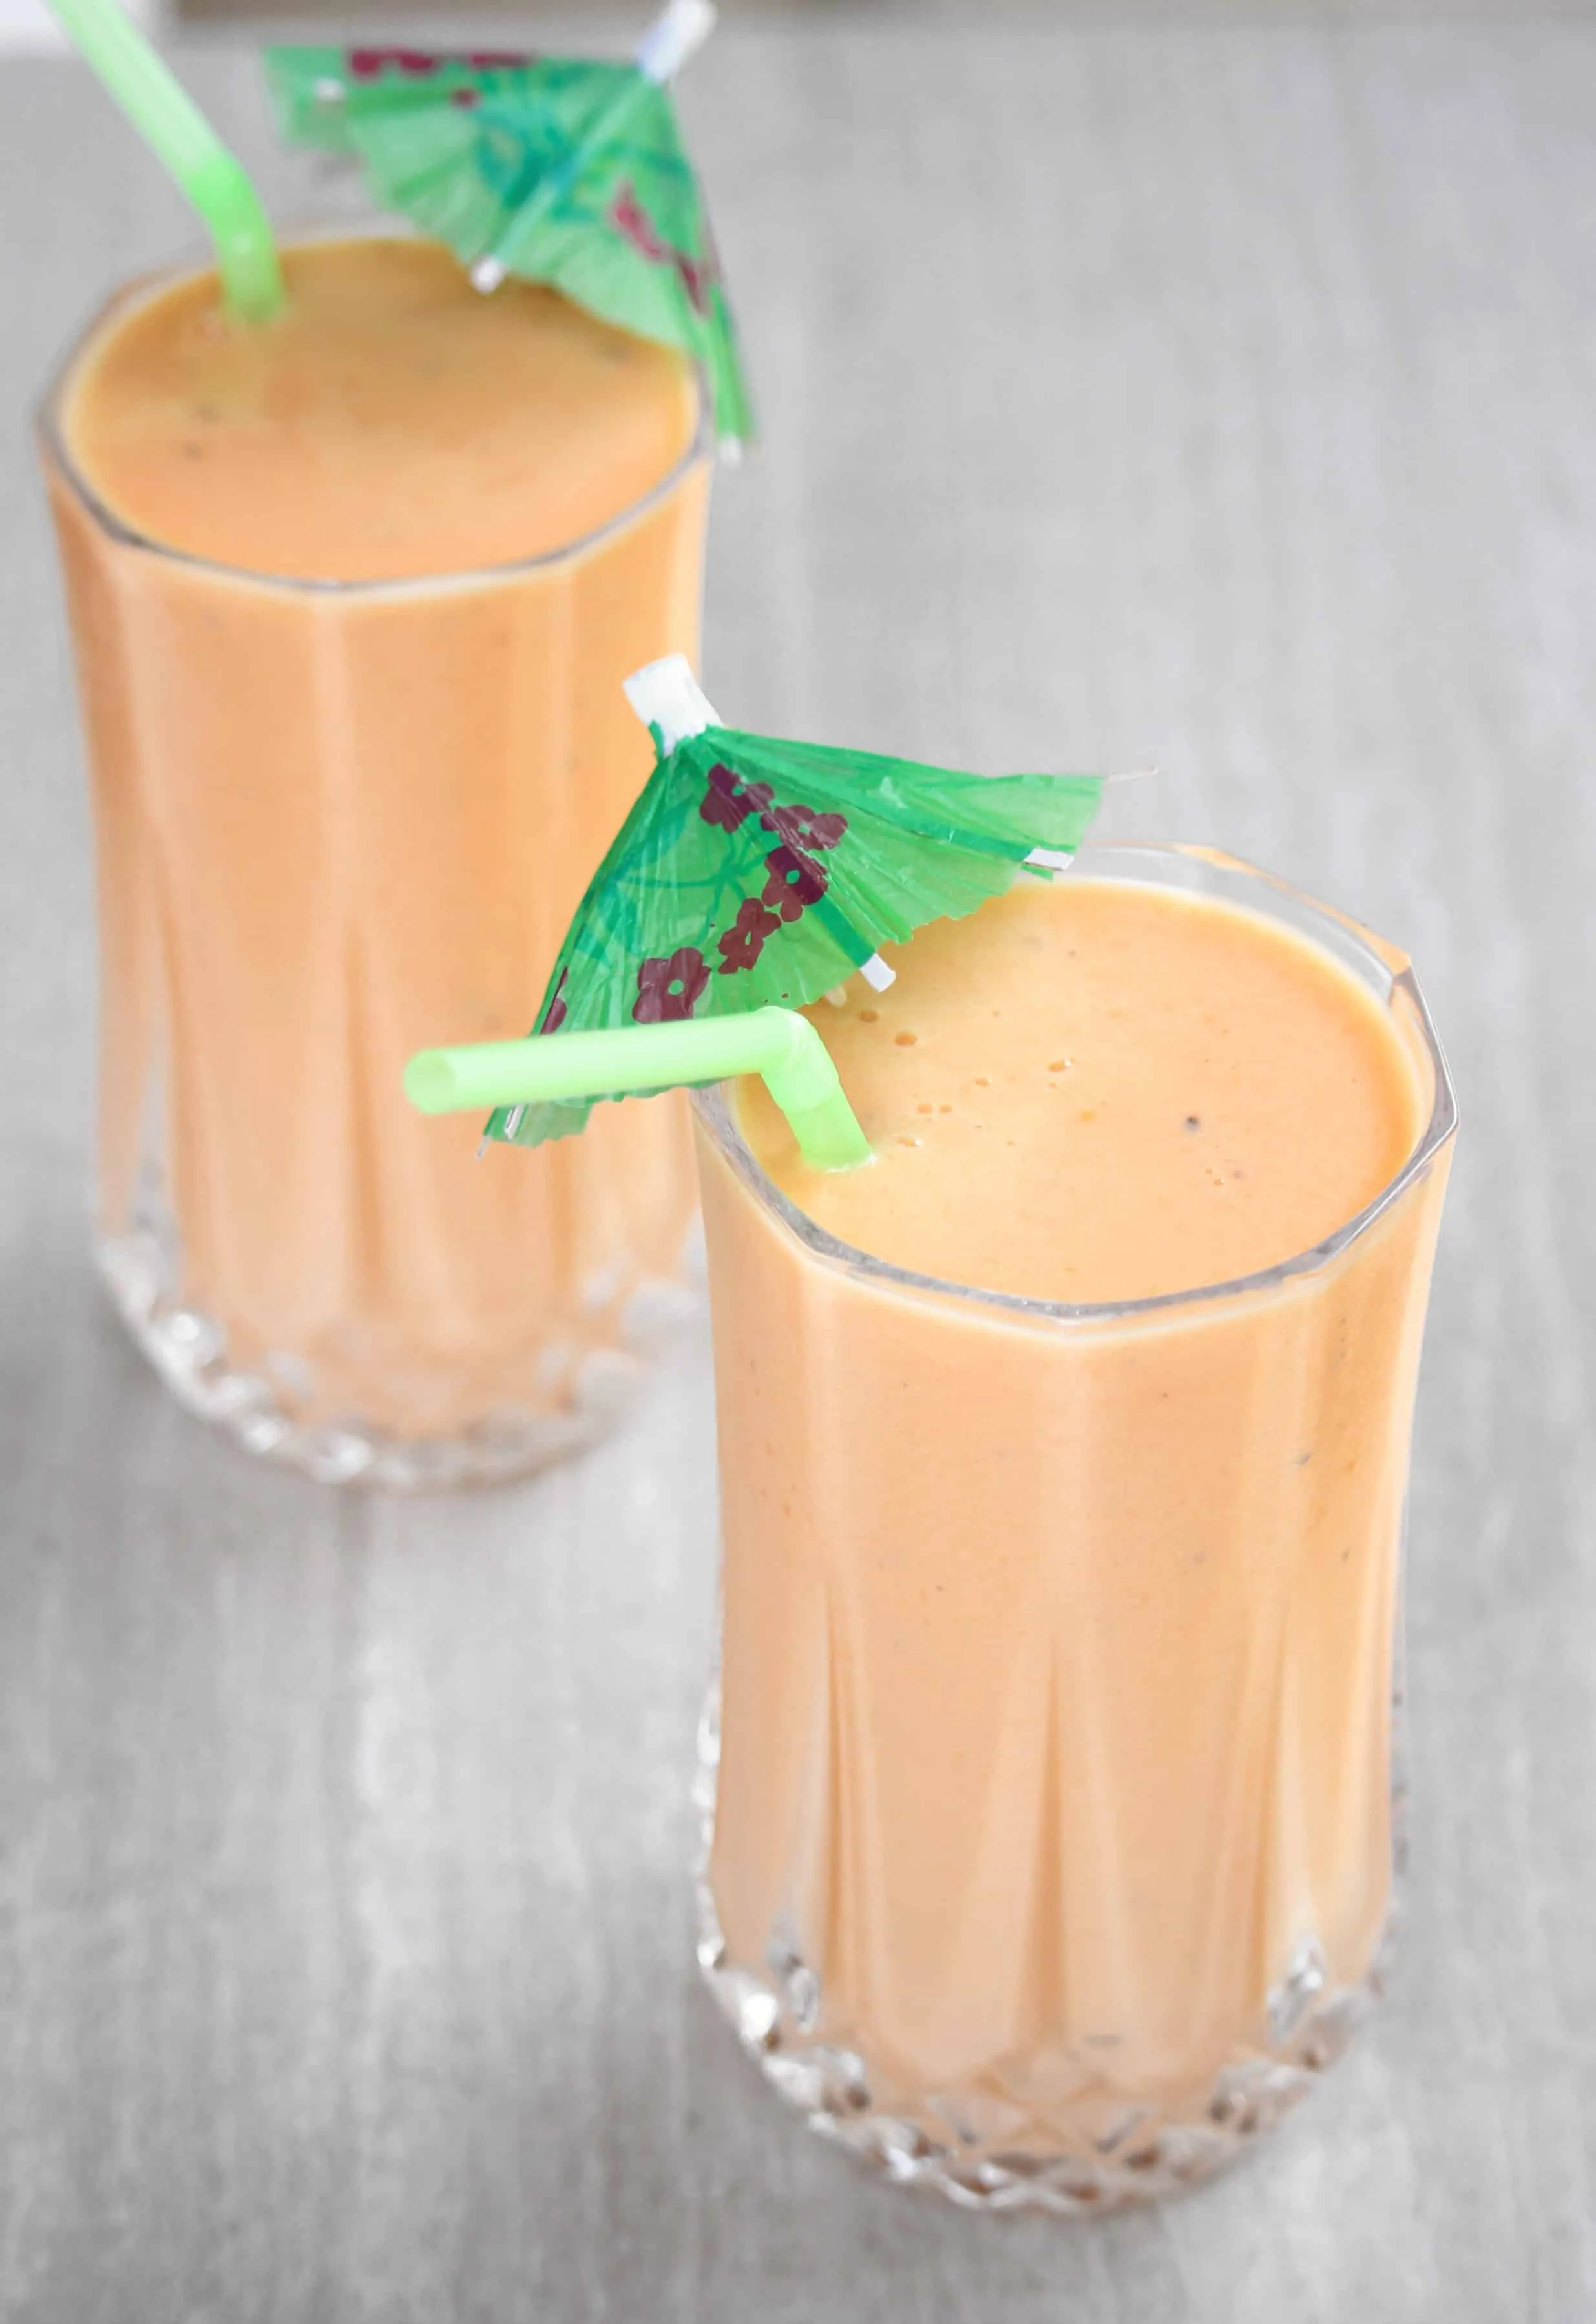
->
692 841 1458 1330
35 221 715 602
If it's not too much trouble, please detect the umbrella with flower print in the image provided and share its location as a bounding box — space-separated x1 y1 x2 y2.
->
486 657 1108 1150
265 0 751 443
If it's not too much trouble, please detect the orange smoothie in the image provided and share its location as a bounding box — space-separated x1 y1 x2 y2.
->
42 237 711 1481
695 849 1453 2204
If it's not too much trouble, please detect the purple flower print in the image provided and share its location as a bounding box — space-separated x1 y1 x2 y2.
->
762 844 828 924
633 947 710 1024
717 898 782 974
538 969 570 1035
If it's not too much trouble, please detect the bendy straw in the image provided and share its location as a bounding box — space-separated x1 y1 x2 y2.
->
406 1005 872 1173
47 0 283 321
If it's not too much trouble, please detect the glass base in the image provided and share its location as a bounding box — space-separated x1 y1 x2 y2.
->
96 1223 698 1492
692 1687 1389 2215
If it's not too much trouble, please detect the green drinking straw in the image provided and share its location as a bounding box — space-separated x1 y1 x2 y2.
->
405 1007 873 1174
46 0 284 322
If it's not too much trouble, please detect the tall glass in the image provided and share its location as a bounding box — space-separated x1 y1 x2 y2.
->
39 253 712 1487
691 845 1455 2211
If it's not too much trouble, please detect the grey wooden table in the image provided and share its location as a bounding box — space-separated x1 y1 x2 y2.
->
3 17 1594 2321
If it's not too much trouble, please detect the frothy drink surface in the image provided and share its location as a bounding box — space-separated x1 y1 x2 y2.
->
62 235 697 581
737 878 1423 1303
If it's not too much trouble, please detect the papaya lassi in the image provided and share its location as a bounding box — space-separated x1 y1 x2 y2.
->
41 236 711 1483
693 846 1454 2208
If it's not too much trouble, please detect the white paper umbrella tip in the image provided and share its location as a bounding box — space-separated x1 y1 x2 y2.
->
624 655 722 750
636 0 716 83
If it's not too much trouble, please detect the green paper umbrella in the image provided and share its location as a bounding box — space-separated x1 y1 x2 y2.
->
265 0 751 443
488 657 1108 1151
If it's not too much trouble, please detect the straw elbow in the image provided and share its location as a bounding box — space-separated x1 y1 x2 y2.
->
192 151 286 322
761 1007 832 1102
760 1009 872 1172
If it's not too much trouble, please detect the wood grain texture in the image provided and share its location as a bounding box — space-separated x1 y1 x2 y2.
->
1 19 1593 2320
